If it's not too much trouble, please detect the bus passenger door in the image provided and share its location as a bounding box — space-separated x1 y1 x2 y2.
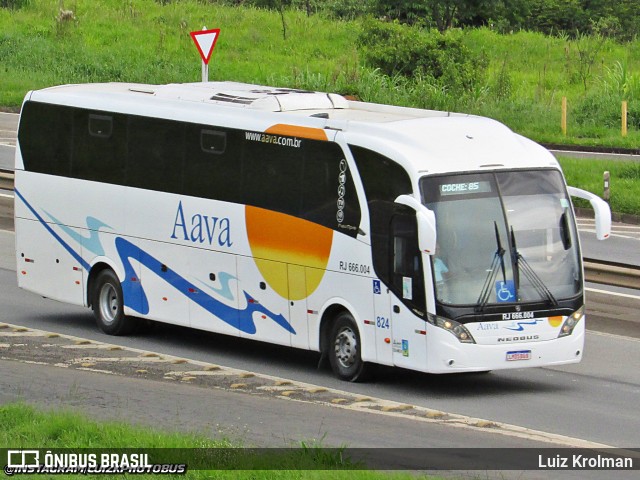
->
389 212 428 369
373 279 393 366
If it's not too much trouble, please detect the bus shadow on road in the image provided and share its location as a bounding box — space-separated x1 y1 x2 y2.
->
19 312 576 398
372 363 575 397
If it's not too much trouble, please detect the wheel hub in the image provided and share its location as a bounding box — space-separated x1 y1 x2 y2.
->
334 326 357 368
99 283 118 324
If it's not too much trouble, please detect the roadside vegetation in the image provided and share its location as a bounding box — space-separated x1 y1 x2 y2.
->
558 157 640 217
0 0 639 148
1 402 434 478
0 0 638 214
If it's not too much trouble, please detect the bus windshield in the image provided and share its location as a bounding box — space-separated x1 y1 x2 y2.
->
421 169 581 307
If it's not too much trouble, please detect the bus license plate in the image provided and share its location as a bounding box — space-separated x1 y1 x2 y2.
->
506 350 531 361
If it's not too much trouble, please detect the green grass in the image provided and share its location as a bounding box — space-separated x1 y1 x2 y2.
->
0 0 360 105
0 1 639 149
1 1 639 214
0 402 435 479
463 29 640 148
558 157 640 216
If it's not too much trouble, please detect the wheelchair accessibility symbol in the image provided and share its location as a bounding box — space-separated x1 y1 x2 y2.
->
495 280 515 303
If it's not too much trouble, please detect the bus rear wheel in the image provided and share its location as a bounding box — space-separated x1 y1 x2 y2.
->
328 312 369 382
92 269 134 336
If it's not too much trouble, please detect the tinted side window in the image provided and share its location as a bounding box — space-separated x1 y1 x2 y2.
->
18 102 72 177
242 134 304 217
183 125 242 203
351 145 412 282
72 110 126 184
351 145 412 203
391 212 426 315
240 134 362 237
302 141 361 237
127 116 185 193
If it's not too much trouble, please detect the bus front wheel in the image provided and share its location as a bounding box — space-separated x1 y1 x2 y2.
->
92 269 134 336
328 312 369 382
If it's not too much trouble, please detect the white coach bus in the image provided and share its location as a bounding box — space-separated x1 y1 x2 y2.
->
14 82 611 381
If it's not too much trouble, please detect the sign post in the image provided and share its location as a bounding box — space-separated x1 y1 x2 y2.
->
189 27 220 83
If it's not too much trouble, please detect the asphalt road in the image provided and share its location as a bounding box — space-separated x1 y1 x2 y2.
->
0 146 13 170
1 228 639 453
3 360 635 480
578 218 640 266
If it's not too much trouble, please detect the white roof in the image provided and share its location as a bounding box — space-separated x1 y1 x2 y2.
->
29 81 559 177
36 81 452 118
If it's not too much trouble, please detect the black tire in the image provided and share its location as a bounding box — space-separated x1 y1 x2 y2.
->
328 312 370 382
92 269 134 336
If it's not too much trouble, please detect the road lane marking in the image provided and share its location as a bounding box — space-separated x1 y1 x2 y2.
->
579 223 640 230
578 228 639 240
0 321 617 449
589 330 640 343
586 287 640 300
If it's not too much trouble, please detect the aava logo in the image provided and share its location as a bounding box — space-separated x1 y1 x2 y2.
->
170 201 233 247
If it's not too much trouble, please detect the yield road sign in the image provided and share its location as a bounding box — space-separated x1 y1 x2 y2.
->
190 28 220 65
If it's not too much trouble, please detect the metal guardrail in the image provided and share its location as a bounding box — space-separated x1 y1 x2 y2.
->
0 168 639 290
0 168 13 191
584 258 640 290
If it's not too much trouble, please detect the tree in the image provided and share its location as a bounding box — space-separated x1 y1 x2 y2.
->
429 0 463 31
373 1 531 32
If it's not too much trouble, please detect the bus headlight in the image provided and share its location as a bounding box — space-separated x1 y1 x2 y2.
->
427 313 476 344
557 306 584 338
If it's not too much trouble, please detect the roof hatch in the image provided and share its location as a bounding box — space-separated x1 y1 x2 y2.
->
149 82 349 112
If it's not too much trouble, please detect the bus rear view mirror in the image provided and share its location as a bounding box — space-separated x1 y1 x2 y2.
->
567 186 611 240
394 194 437 255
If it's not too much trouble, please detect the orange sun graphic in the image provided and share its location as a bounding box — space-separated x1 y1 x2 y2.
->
245 206 333 300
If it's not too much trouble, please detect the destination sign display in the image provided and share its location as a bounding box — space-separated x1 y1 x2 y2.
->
440 180 492 196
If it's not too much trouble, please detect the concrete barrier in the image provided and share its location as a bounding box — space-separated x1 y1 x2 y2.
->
584 259 640 290
0 171 13 191
0 196 13 231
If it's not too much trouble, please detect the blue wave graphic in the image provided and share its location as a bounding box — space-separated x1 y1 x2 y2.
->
115 237 295 335
16 190 295 336
15 189 90 272
194 271 237 301
504 319 542 332
44 212 111 256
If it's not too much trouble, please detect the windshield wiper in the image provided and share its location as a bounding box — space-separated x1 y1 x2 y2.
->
476 222 507 312
510 226 558 307
559 210 572 250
